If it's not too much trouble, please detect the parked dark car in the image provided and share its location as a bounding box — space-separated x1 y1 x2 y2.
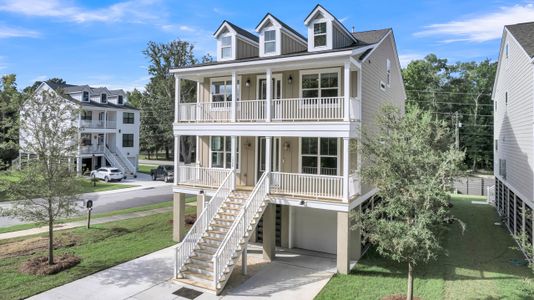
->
150 165 174 182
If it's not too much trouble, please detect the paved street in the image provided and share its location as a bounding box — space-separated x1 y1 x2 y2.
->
0 182 174 228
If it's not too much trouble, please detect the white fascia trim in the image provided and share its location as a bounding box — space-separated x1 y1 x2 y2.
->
506 27 533 62
268 194 350 212
359 29 392 62
387 31 407 100
349 188 378 210
255 15 279 32
171 49 356 74
173 186 217 197
213 22 236 38
492 29 507 100
304 6 335 25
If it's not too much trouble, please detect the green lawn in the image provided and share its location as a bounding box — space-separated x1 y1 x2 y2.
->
0 172 137 202
0 204 196 300
138 164 157 175
0 196 195 234
316 195 534 300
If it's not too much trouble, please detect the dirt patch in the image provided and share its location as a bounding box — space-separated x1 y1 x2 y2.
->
168 214 197 225
0 233 80 259
19 253 81 275
382 295 421 300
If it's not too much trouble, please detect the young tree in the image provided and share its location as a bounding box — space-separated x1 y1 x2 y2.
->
353 105 464 300
0 89 82 265
0 74 21 168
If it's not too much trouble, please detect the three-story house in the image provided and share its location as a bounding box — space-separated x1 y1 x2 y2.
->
170 5 405 293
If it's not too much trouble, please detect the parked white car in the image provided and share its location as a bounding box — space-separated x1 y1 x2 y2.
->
90 167 124 182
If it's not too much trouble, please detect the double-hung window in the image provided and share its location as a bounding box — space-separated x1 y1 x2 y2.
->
101 94 107 103
264 30 276 54
210 136 239 169
82 91 89 102
301 70 339 104
313 22 327 47
81 110 92 121
301 137 338 175
211 79 239 102
123 112 134 124
122 134 134 147
221 36 232 59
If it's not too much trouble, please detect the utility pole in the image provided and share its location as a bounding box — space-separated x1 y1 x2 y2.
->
454 111 462 150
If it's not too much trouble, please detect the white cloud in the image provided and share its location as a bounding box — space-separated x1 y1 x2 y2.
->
414 4 534 43
0 0 161 24
0 25 39 38
160 24 197 33
398 53 425 68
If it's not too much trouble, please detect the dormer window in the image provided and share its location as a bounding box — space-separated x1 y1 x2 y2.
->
101 94 107 103
221 36 232 59
118 95 124 105
314 22 327 47
264 30 276 54
82 91 89 102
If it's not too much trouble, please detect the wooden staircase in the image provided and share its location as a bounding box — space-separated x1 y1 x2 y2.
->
177 190 251 289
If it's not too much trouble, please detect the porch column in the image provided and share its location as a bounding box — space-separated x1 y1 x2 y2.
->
175 75 181 123
196 191 205 217
266 68 272 122
265 136 272 191
231 135 237 189
263 203 276 261
76 156 82 175
231 71 237 122
173 192 186 242
174 135 180 185
344 61 351 121
337 211 351 274
342 137 350 202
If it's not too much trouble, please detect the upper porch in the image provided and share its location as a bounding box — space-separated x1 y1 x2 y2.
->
172 48 366 135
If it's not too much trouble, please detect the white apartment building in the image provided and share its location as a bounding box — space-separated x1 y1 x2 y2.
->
21 82 140 176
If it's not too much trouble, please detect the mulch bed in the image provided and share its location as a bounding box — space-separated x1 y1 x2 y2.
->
19 253 81 275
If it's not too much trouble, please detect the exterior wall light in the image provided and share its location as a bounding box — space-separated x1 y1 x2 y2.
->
245 79 250 87
288 75 293 84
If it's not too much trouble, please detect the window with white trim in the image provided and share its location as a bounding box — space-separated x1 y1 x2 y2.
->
264 30 276 54
82 91 89 102
210 136 240 169
301 72 339 98
221 36 232 59
211 79 240 102
313 22 327 47
301 137 338 175
101 93 107 103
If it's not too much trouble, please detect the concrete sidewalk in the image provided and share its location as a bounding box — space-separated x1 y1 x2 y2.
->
0 207 172 240
28 245 336 300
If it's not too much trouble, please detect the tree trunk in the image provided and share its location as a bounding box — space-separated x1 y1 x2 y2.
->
48 217 54 265
165 146 170 160
407 262 413 300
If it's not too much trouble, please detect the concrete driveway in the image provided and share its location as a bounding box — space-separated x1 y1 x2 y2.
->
28 245 337 300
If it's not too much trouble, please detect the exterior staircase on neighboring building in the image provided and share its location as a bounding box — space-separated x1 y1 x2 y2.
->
174 172 270 294
103 146 136 176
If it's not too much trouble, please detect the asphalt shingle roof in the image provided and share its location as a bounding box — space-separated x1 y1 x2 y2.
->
45 82 138 110
257 13 307 42
217 21 259 43
506 22 534 58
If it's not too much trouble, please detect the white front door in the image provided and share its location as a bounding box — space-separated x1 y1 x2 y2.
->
257 75 282 100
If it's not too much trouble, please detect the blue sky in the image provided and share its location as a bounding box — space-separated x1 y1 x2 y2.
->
1 0 534 91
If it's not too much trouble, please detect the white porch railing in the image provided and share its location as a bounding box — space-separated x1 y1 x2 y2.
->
80 120 105 129
106 120 117 129
236 100 265 122
271 172 343 200
177 166 231 188
175 171 234 279
272 97 345 121
179 102 231 122
79 145 104 154
213 172 269 290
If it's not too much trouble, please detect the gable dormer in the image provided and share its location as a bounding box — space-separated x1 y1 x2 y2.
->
304 5 356 52
214 21 259 62
256 13 307 57
108 90 127 105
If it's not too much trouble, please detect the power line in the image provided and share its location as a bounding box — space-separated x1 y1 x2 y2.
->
406 89 492 96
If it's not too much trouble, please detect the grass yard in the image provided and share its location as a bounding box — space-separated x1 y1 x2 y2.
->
316 195 534 300
0 204 196 300
0 172 136 202
138 164 157 175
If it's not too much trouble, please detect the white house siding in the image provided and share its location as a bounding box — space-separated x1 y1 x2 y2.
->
236 38 258 60
281 32 306 55
360 33 405 195
118 109 140 165
332 24 353 49
494 31 534 205
291 206 337 254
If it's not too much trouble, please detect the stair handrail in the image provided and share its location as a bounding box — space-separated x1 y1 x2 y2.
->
114 147 137 173
103 146 124 173
174 170 235 278
213 172 269 289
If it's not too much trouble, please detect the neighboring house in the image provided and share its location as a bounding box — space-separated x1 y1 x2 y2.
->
20 82 140 176
493 21 534 250
170 4 405 293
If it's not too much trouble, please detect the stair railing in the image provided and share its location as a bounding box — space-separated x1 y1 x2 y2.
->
174 170 235 279
114 147 137 174
213 172 269 289
103 146 124 173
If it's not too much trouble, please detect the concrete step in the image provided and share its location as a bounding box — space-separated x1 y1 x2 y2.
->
185 263 213 276
174 278 214 292
181 270 213 284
